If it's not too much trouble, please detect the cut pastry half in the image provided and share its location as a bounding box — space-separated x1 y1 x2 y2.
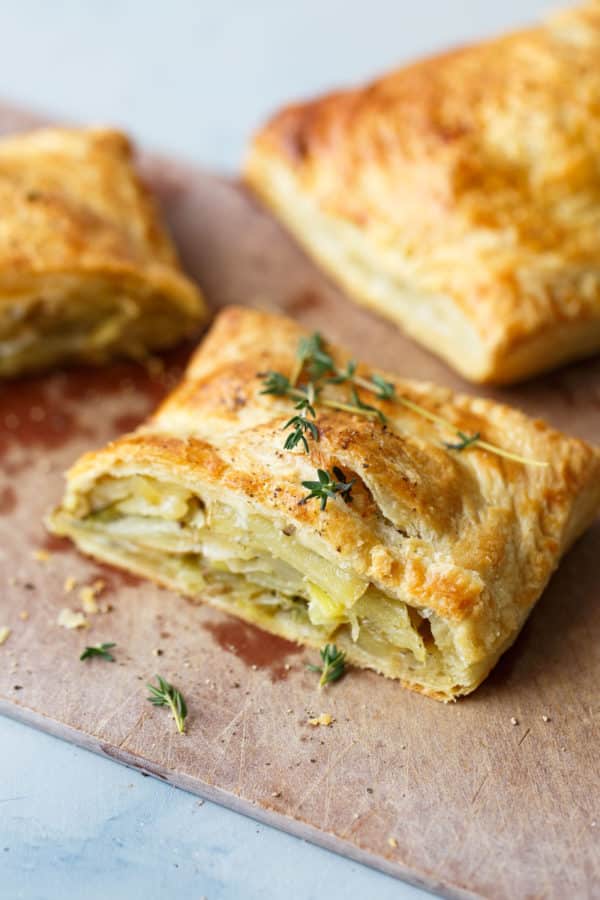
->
245 2 600 384
0 127 206 376
49 306 600 700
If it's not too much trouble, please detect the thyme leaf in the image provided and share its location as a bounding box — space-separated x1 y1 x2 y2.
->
260 371 291 397
350 387 387 424
283 415 319 453
147 675 188 734
299 467 355 510
444 431 481 451
307 643 346 688
80 642 116 662
296 332 335 381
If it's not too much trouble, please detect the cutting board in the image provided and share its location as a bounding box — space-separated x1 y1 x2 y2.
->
1 103 599 900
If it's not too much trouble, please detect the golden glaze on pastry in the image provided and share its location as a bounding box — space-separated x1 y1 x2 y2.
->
0 127 206 376
246 3 600 384
49 307 600 699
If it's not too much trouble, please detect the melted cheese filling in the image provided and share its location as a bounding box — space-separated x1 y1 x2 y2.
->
53 474 487 696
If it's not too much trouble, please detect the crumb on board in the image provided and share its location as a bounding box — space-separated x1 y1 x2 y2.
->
78 579 106 614
308 713 333 727
0 626 11 646
19 611 29 621
542 715 551 723
152 648 163 657
57 608 88 630
271 791 281 798
387 837 398 849
510 717 519 726
32 549 51 563
64 576 77 593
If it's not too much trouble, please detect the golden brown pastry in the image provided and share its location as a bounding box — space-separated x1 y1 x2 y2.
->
0 127 206 376
246 3 600 384
49 306 600 700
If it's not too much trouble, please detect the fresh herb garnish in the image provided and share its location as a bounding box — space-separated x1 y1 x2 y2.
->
349 387 386 424
147 675 188 734
260 371 292 397
444 431 481 451
80 642 116 662
300 467 355 510
307 644 346 687
295 332 335 381
283 415 319 452
260 331 547 468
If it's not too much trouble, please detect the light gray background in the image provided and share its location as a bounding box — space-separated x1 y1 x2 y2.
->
0 2 560 898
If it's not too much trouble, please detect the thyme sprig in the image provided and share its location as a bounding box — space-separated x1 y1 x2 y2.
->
299 467 355 510
269 332 547 467
147 675 188 734
283 415 319 452
80 642 116 662
260 368 384 452
307 644 346 688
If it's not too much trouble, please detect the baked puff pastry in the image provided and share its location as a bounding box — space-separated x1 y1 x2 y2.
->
49 307 600 700
0 127 206 376
246 3 600 384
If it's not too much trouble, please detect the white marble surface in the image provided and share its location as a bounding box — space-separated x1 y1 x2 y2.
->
0 1 560 898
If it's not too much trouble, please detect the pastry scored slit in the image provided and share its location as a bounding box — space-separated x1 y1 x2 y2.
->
49 306 600 701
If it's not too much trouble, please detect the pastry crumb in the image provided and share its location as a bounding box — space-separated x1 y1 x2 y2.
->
387 837 398 848
32 549 51 563
64 576 77 593
57 608 88 630
0 626 11 646
152 648 163 657
308 713 333 727
79 588 98 614
510 716 519 726
78 579 106 614
271 791 281 798
542 715 551 723
19 611 29 621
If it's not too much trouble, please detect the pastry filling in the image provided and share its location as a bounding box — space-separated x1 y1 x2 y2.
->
52 474 486 694
0 280 195 376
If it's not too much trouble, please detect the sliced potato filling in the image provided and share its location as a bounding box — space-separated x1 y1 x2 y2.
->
62 474 456 673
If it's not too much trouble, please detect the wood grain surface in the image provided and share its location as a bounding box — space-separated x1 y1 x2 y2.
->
1 103 599 900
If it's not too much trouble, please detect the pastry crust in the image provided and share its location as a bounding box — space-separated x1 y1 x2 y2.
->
245 3 600 384
0 127 206 376
49 306 600 700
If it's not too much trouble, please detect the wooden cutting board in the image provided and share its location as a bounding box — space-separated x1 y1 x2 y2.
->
1 103 599 900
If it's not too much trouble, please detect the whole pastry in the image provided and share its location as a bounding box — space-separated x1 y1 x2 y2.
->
49 306 600 700
0 127 206 376
246 3 600 384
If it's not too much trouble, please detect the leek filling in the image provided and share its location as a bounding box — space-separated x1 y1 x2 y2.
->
0 288 193 375
59 474 467 686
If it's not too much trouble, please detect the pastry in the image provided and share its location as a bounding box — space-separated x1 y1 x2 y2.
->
0 127 206 376
49 306 600 700
245 3 600 384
